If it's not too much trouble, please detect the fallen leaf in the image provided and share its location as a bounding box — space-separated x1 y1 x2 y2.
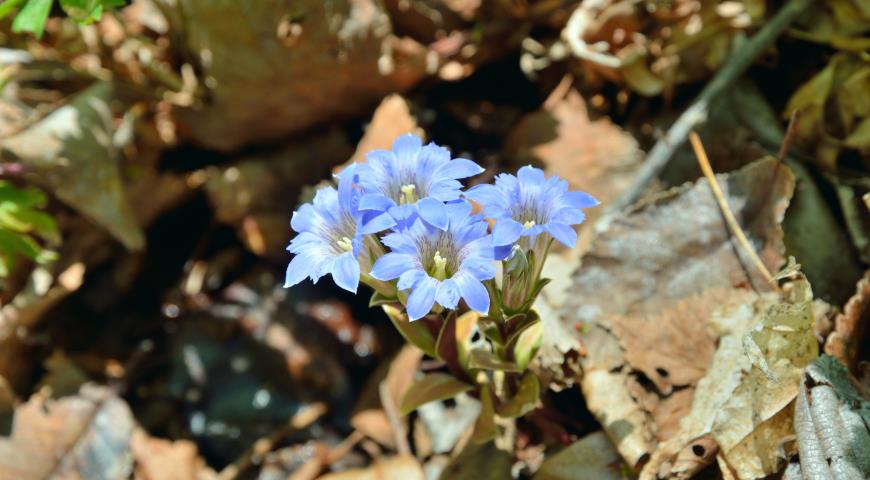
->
400 373 473 415
347 95 422 166
825 270 870 371
437 441 512 480
130 428 216 480
0 82 144 250
320 455 424 480
535 431 628 480
0 383 135 480
559 157 795 469
167 1 427 152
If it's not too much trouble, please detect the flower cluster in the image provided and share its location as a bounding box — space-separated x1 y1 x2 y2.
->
285 134 598 321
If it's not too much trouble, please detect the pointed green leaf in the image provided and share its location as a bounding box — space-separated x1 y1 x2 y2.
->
471 384 497 444
468 349 521 372
369 291 398 308
400 373 473 415
382 305 438 358
11 0 53 38
497 372 540 418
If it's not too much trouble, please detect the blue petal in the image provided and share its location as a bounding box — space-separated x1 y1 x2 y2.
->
360 212 396 234
517 165 546 187
417 144 451 179
562 191 600 209
494 245 513 260
371 253 416 281
284 254 313 287
290 204 320 233
417 197 449 230
335 165 357 213
460 257 496 281
427 180 464 202
392 134 423 164
381 232 417 254
492 218 523 246
453 272 490 314
551 208 586 226
332 252 360 293
398 269 426 290
407 276 438 321
359 193 396 212
435 158 484 181
435 279 461 309
464 184 508 212
545 222 578 248
445 200 474 227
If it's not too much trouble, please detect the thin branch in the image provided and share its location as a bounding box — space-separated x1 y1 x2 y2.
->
689 132 777 288
379 380 412 456
603 0 817 217
778 109 801 163
218 402 328 480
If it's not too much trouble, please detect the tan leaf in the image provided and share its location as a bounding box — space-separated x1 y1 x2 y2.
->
131 428 216 480
825 270 870 370
347 95 422 166
535 431 628 480
319 455 424 480
0 384 135 480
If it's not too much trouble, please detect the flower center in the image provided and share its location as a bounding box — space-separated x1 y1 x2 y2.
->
523 220 536 229
400 184 417 205
336 236 354 252
432 250 448 280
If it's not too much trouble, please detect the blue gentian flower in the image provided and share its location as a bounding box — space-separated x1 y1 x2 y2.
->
284 166 396 293
357 134 484 231
370 200 495 320
465 166 598 252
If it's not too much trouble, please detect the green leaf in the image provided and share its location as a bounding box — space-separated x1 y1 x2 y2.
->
382 305 438 358
59 0 104 24
0 0 27 21
0 228 42 261
11 0 53 38
497 372 540 418
471 384 497 444
0 182 47 208
369 291 398 308
468 349 521 372
400 373 473 415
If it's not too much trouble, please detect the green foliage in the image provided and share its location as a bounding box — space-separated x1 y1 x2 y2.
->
2 0 123 38
0 181 59 277
399 373 473 415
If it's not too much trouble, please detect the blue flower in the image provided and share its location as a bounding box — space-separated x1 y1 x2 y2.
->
465 166 599 251
284 166 396 293
370 200 496 320
357 134 484 231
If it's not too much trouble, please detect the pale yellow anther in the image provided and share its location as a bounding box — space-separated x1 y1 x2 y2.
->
336 236 354 252
432 250 448 280
400 184 417 205
523 220 536 229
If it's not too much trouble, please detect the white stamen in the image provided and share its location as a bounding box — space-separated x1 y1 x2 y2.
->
400 184 417 204
523 220 536 229
336 236 354 252
432 250 448 280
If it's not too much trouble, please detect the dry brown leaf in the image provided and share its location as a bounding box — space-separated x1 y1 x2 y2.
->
558 157 795 469
825 270 870 370
347 95 422 166
351 345 422 449
319 455 424 480
534 431 628 480
0 384 135 480
131 428 216 480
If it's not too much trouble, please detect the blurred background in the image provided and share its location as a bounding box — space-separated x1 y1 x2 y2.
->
0 1 868 479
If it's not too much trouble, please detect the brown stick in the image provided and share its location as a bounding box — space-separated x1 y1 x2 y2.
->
603 0 817 217
689 132 777 288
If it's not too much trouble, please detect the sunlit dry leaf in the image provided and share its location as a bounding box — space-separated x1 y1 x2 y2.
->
0 82 144 250
559 158 794 469
0 384 134 480
347 95 421 166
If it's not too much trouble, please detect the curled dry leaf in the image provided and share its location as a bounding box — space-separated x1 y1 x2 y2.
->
0 82 144 250
825 270 870 371
347 95 422 166
0 384 135 480
558 157 794 470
